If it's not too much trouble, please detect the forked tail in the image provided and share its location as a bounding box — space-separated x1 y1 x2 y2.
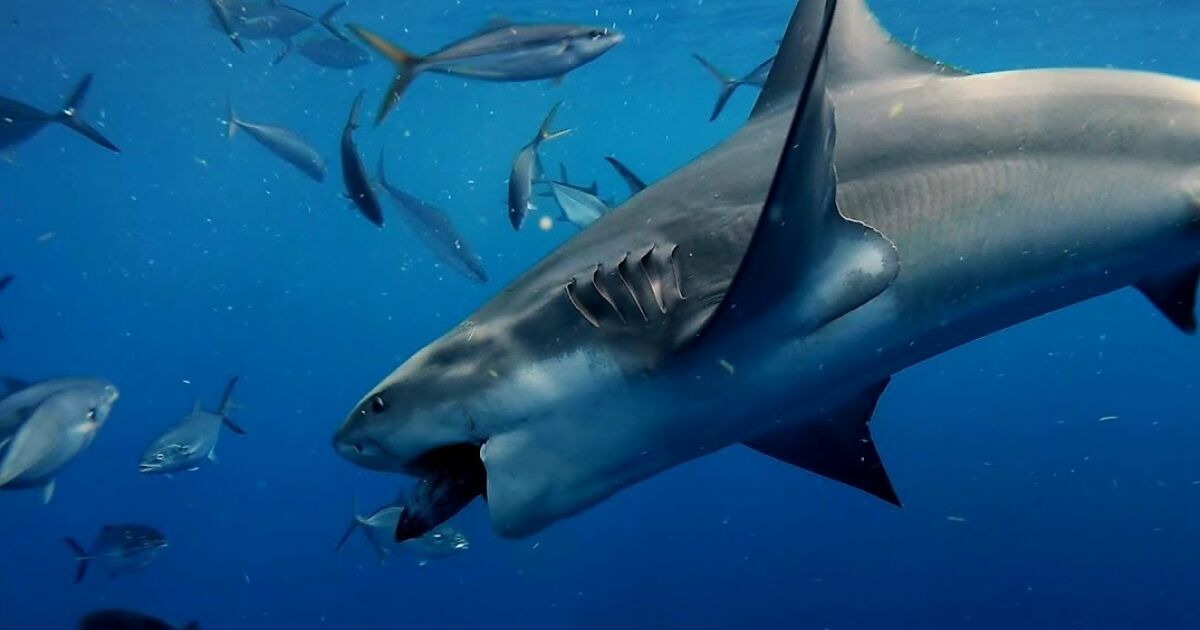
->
693 54 741 121
55 75 121 153
347 24 423 125
62 537 92 584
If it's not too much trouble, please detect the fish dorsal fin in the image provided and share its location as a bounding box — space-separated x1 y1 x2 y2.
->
744 379 899 505
826 0 967 90
1136 266 1200 333
476 16 514 35
701 0 899 345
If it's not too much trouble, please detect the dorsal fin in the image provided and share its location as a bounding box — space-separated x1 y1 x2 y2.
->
700 0 899 346
753 0 965 118
826 0 967 90
476 16 514 35
1136 266 1200 333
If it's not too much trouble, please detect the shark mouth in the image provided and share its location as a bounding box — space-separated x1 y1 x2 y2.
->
392 443 487 543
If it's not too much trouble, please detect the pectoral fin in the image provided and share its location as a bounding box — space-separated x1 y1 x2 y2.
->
1136 266 1200 334
0 409 59 487
41 478 55 504
743 379 899 506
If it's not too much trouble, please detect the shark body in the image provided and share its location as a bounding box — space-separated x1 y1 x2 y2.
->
335 0 1200 538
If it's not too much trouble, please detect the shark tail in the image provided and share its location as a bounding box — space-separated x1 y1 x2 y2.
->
348 24 423 126
692 54 741 122
335 494 365 552
216 376 247 435
318 1 349 40
55 75 120 153
63 537 92 584
535 102 572 146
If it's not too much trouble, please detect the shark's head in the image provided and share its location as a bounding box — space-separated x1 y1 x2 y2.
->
333 321 506 476
62 381 119 438
563 26 625 62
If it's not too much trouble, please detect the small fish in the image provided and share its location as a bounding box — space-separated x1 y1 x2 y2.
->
226 99 325 182
297 36 370 69
0 74 120 154
79 609 199 630
508 102 571 231
139 377 245 475
603 155 647 196
349 19 624 124
0 274 11 341
377 154 488 283
336 493 470 561
339 92 384 227
63 525 168 583
209 0 339 65
693 53 776 121
1098 415 1120 423
546 180 609 229
0 380 119 503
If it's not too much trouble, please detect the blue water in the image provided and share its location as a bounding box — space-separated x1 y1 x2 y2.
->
3 0 1200 627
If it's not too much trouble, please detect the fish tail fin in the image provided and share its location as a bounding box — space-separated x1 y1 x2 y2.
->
62 537 91 583
336 494 363 552
55 74 121 153
215 375 246 434
536 102 572 145
318 1 349 39
272 37 294 65
225 97 239 140
346 91 365 131
347 25 423 125
692 54 740 121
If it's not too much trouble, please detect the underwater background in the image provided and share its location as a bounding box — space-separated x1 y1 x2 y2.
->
2 0 1200 627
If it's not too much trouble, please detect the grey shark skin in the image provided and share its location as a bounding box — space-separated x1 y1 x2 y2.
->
0 380 118 503
376 155 488 284
336 493 470 561
694 53 776 121
64 525 168 583
0 74 120 154
140 377 245 474
335 0 1200 539
339 92 384 227
348 20 623 124
508 102 571 231
226 100 325 182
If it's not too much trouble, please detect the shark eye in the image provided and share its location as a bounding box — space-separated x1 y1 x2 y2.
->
589 30 605 40
86 408 98 422
155 453 165 461
370 396 387 414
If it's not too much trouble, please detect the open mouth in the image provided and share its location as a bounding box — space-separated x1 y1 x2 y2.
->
392 443 487 543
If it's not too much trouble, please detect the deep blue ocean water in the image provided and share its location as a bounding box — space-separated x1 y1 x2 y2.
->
3 0 1200 628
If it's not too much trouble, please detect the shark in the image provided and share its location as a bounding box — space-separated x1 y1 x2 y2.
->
334 0 1200 539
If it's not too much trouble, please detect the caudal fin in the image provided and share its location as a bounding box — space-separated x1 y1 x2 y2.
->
62 537 91 584
206 0 245 53
335 495 363 552
318 1 349 40
225 97 240 140
348 25 423 126
55 75 120 153
534 102 572 146
693 54 740 122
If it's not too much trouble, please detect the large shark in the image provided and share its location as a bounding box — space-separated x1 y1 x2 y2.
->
334 0 1200 539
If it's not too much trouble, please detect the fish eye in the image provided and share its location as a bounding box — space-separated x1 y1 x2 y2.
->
86 408 98 421
370 395 387 414
353 443 365 454
589 30 605 40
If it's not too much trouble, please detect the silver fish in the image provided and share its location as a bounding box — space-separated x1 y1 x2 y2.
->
209 0 340 64
63 525 167 583
376 154 487 284
508 102 571 231
693 53 776 121
546 180 609 229
0 74 119 155
339 92 384 227
349 19 623 124
139 377 245 475
0 380 118 503
336 493 470 561
226 100 325 182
